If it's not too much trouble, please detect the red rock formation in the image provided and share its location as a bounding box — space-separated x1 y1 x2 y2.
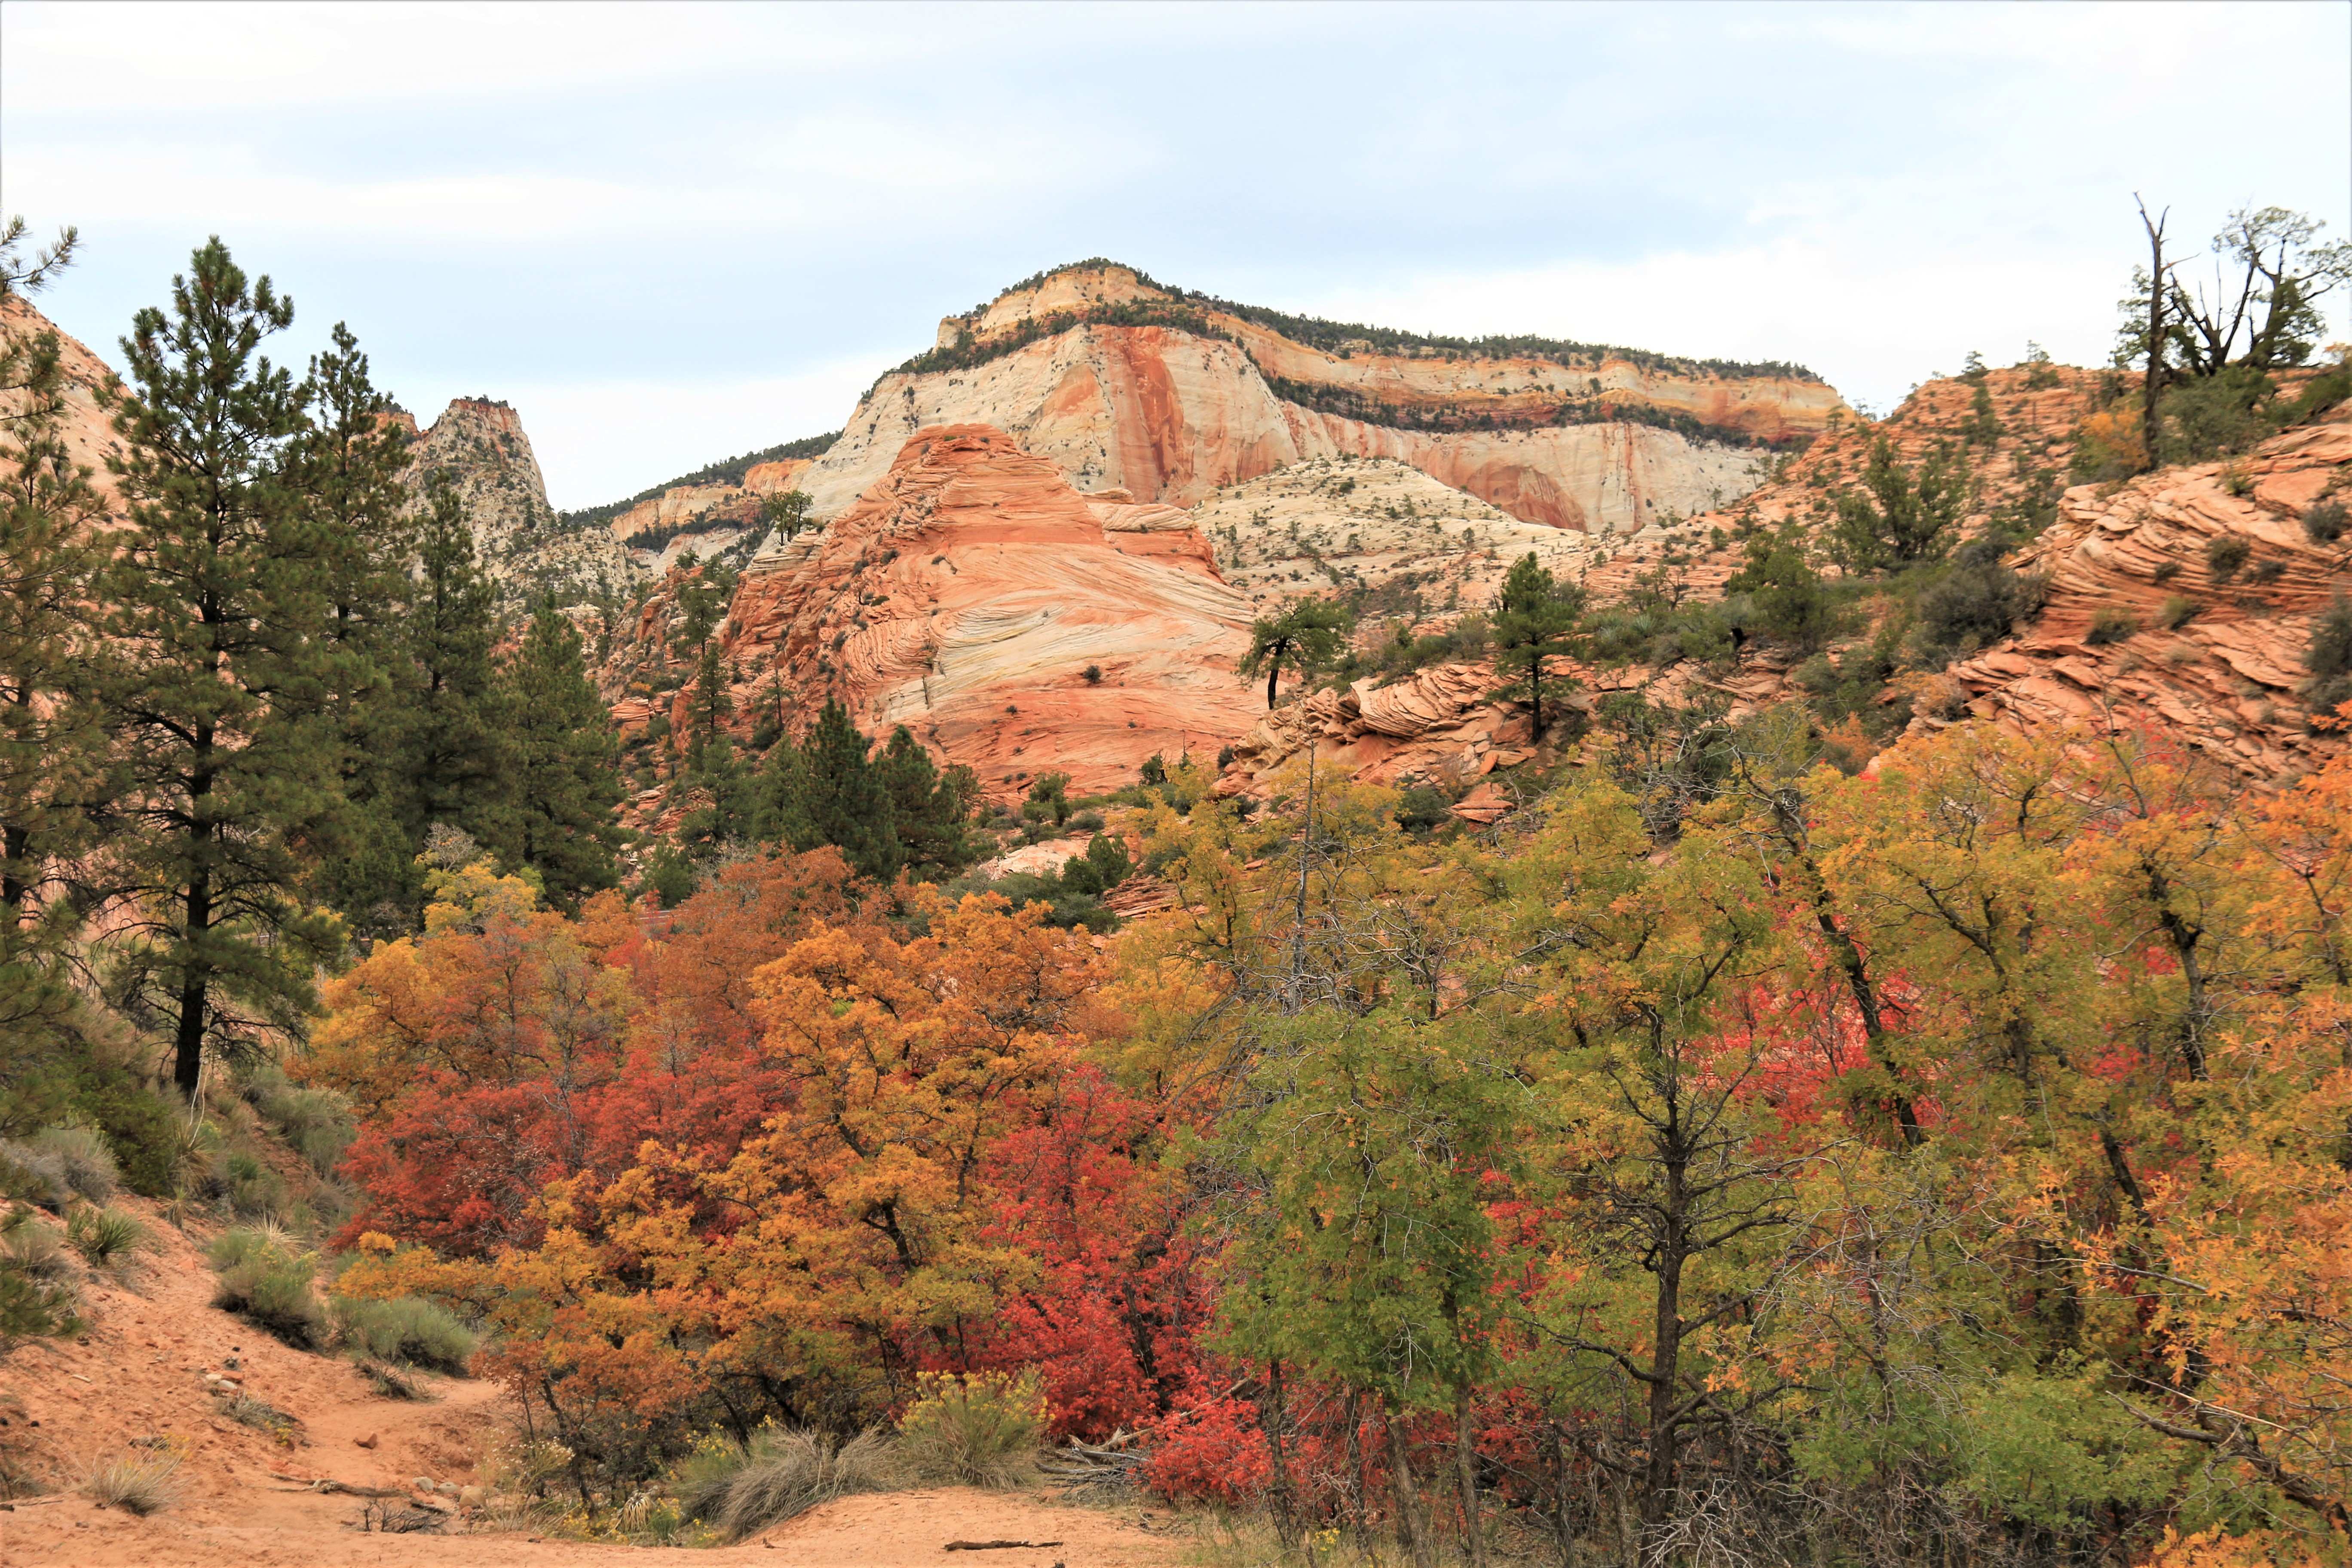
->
799 265 1836 538
731 424 1265 798
1935 413 2351 779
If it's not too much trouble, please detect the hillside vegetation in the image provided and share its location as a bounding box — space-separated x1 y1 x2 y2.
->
3 201 2351 1568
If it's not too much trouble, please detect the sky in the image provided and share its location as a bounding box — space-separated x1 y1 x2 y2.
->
3 0 2347 511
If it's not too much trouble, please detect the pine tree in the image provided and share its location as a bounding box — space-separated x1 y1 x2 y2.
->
757 697 899 882
0 220 109 1115
95 239 344 1099
876 726 979 879
298 323 417 934
1239 600 1352 709
395 478 511 869
487 604 623 906
1490 552 1583 738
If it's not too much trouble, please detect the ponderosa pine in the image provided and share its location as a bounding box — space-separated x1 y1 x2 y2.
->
96 238 345 1101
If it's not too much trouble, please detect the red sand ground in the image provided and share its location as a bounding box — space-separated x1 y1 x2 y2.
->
0 1203 1179 1567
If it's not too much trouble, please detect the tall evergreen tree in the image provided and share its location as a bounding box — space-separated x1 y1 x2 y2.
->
0 219 109 1117
404 479 507 830
1490 552 1583 739
756 697 899 882
95 238 344 1100
297 323 416 934
488 603 622 906
876 725 979 879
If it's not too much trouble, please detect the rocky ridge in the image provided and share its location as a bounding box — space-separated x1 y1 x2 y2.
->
792 264 1831 539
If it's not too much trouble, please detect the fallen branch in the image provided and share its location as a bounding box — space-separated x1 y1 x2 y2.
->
266 1477 409 1498
944 1540 1065 1552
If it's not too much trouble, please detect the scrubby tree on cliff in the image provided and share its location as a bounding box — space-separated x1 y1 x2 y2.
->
1240 600 1353 709
761 487 812 543
485 604 622 907
0 218 110 1106
1828 436 1967 573
1490 551 1584 738
95 238 345 1100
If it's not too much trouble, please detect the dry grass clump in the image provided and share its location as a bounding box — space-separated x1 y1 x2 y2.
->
894 1369 1047 1490
84 1447 183 1515
671 1427 893 1541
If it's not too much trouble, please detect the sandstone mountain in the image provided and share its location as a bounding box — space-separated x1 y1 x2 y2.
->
791 262 1836 539
1219 364 2352 796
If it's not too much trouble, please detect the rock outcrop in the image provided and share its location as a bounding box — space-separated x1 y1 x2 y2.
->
605 455 815 571
728 423 1265 797
400 397 634 603
793 264 1832 538
1189 453 1606 620
0 295 125 506
1936 413 2351 779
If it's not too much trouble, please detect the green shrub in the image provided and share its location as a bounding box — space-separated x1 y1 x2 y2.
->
0 1257 83 1348
2159 366 2275 462
24 1127 117 1203
331 1293 478 1373
2306 593 2352 719
254 1084 354 1176
1912 544 2046 666
2159 596 2199 631
215 1147 289 1219
2305 499 2347 544
66 1206 151 1271
671 1427 894 1542
0 1141 70 1210
2205 535 2252 581
208 1226 325 1348
894 1369 1046 1490
2086 607 2140 646
2 1217 74 1283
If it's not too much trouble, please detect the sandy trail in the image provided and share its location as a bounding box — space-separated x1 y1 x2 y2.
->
0 1201 1179 1566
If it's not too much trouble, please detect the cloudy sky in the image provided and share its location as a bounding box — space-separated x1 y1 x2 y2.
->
4 0 2346 509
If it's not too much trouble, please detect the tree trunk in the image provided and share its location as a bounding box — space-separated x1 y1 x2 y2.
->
173 729 217 1103
1388 1406 1434 1568
1341 1386 1365 1539
1455 1381 1488 1568
1263 1359 1302 1551
2138 198 2169 467
1641 1136 1689 1546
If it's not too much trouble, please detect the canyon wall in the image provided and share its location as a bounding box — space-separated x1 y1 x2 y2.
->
726 423 1263 797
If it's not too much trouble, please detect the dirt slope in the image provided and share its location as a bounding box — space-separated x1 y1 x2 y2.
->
0 1200 1176 1566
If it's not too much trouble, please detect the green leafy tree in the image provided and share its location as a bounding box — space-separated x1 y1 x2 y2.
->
1022 772 1072 830
756 696 899 882
487 604 623 906
1239 600 1353 709
95 238 345 1099
1490 552 1584 738
1829 437 1968 573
